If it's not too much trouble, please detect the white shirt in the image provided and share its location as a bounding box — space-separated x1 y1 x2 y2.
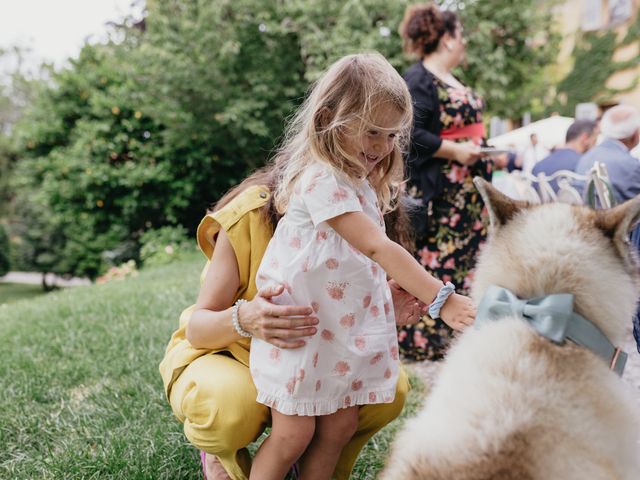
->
521 143 549 174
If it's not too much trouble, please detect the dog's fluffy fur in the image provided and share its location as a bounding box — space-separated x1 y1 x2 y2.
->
381 179 640 480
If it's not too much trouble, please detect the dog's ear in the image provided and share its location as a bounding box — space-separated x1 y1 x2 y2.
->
473 177 528 230
595 195 640 270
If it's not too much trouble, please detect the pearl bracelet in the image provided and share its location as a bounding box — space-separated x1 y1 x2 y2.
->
428 282 456 319
231 299 251 337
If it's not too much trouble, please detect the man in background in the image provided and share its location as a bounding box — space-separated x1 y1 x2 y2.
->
521 133 549 174
575 105 640 358
575 104 640 203
532 119 599 192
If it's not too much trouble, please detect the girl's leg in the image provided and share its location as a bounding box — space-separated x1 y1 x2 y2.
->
333 368 410 479
250 410 315 480
298 406 359 480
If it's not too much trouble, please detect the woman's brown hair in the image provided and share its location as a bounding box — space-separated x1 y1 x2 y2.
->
211 165 280 228
399 3 459 58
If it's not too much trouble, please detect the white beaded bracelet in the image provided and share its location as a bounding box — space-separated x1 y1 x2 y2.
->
231 299 251 337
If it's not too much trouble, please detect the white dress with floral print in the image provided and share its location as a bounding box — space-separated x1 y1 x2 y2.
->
251 162 399 416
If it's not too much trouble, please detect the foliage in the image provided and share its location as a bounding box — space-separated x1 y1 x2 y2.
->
0 135 15 217
0 47 43 217
0 223 10 276
139 225 191 267
549 14 640 116
10 43 169 279
7 0 558 278
449 0 560 118
0 46 44 134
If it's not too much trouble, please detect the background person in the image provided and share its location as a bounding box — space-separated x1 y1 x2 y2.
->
532 119 599 192
398 2 489 361
575 104 640 203
520 132 549 174
574 105 640 359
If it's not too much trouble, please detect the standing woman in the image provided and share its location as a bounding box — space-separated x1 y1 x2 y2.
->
398 3 491 361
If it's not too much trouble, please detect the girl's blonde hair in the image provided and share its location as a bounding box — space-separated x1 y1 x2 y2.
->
271 52 413 214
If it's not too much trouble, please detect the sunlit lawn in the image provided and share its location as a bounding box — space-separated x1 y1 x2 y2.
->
0 252 424 479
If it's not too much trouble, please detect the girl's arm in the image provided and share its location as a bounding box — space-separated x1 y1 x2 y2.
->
186 229 318 349
326 212 475 330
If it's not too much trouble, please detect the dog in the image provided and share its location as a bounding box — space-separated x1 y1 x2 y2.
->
381 178 640 480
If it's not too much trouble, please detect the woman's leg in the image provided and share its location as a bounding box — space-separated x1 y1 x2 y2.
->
250 410 315 480
299 406 359 480
332 367 410 479
203 452 232 480
169 353 269 480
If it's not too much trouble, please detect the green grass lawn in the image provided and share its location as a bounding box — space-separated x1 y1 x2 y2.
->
0 253 424 479
0 282 48 305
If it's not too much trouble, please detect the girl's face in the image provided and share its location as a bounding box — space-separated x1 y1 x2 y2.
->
343 106 405 174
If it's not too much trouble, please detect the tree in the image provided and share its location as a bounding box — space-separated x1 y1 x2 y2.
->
0 223 9 276
0 135 15 217
0 46 43 217
8 0 559 278
11 43 165 279
547 14 640 116
449 0 560 118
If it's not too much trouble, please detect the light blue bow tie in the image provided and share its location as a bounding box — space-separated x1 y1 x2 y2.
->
476 285 627 376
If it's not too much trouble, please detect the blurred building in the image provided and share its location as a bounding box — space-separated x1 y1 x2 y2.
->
553 0 639 110
489 1 638 142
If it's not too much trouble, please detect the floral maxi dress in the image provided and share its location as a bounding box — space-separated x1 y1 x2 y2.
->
399 77 492 361
251 163 399 416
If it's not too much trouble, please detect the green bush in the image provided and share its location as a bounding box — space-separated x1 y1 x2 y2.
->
7 0 558 278
139 226 191 268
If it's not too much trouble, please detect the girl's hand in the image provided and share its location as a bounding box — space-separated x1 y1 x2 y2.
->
438 293 476 331
454 142 482 166
388 280 423 326
239 285 318 349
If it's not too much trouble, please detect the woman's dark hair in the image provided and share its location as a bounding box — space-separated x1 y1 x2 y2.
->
565 120 598 143
399 3 459 57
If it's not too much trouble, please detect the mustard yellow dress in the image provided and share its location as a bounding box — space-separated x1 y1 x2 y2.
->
159 185 409 480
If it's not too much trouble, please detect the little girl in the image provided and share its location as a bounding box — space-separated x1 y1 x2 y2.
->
247 53 475 480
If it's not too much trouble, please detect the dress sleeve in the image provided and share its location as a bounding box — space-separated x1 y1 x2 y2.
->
299 165 362 226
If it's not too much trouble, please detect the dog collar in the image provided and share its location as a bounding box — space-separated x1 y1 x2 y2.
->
476 285 627 376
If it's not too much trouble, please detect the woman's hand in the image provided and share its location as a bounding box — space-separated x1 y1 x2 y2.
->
453 141 482 165
438 292 476 331
388 280 423 326
239 285 318 349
